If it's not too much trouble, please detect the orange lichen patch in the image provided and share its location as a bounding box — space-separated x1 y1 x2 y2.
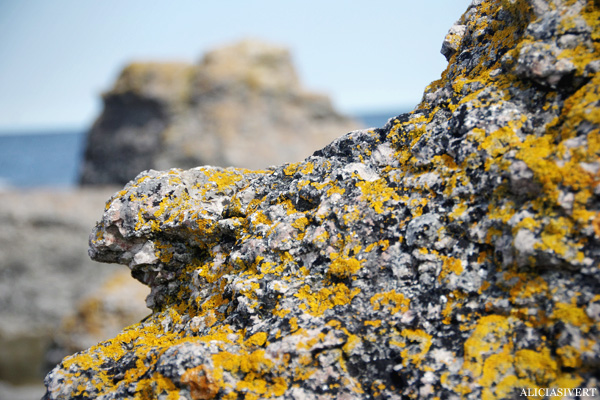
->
291 216 309 231
245 332 268 347
556 345 585 370
408 197 429 217
327 256 363 279
294 283 360 316
438 257 464 282
526 75 600 229
481 125 523 158
283 163 299 176
459 314 583 400
536 218 575 258
487 199 516 224
370 380 387 397
105 189 129 210
260 260 285 276
326 184 346 196
288 317 299 332
463 316 520 400
551 303 593 333
251 211 272 226
154 240 174 263
370 290 410 314
342 333 361 355
364 239 390 253
516 136 561 195
514 348 558 383
58 318 228 398
477 346 565 400
506 274 549 304
278 199 299 216
295 331 327 352
200 169 245 193
513 217 540 235
135 372 180 400
449 201 469 221
311 230 330 247
356 179 400 214
212 349 272 376
463 315 511 377
181 365 219 400
301 162 315 175
341 205 363 226
479 347 516 400
390 329 432 368
441 290 469 325
209 348 290 399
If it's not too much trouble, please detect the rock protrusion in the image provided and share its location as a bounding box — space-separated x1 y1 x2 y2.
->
47 1 600 399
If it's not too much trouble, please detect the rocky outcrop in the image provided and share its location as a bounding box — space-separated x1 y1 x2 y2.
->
0 188 147 394
46 0 600 398
80 40 361 185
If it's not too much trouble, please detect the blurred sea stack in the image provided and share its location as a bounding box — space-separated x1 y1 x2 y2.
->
80 39 361 185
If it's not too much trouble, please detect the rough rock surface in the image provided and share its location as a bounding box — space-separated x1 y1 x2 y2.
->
46 0 600 399
80 40 361 185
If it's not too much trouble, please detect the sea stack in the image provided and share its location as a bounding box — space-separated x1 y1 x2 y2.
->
79 40 360 185
46 0 600 398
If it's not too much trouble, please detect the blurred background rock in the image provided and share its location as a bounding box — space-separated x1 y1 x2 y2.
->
80 39 362 185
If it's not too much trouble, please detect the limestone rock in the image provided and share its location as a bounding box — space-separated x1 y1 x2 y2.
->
46 1 600 399
80 40 361 185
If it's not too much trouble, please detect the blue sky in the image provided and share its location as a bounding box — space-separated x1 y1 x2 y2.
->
0 0 472 130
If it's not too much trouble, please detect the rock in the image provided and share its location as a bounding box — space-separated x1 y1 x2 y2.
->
80 40 361 185
45 1 600 399
441 23 467 61
0 188 145 385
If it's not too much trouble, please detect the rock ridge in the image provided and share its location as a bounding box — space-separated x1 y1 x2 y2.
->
45 1 600 399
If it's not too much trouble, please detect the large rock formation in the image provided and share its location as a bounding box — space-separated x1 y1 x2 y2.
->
80 40 361 185
46 0 600 398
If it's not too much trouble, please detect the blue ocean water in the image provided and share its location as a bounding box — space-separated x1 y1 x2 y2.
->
0 130 86 188
0 111 401 188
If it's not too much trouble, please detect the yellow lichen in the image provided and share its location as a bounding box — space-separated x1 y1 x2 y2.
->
370 290 410 314
327 256 362 279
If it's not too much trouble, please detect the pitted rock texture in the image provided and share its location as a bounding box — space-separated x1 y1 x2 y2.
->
79 39 360 185
46 1 600 399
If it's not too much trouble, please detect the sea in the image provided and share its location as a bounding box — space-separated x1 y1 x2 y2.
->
0 112 401 189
